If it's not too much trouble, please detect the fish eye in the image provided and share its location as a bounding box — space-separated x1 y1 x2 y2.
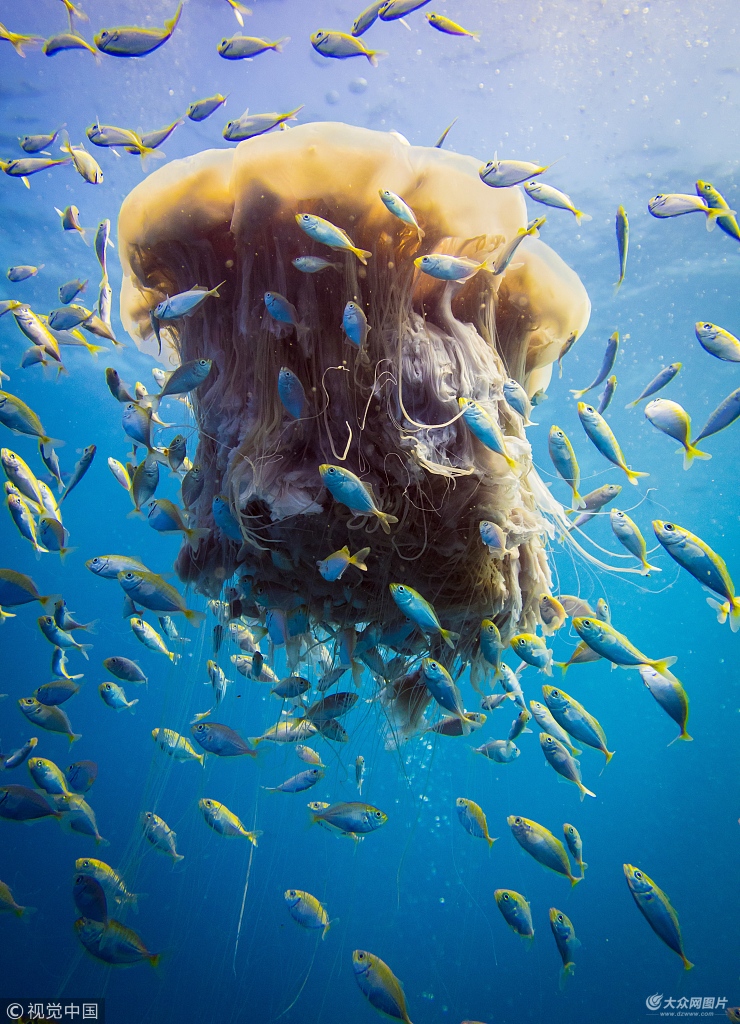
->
582 619 591 627
374 810 383 818
664 523 675 532
199 359 209 367
703 323 712 330
357 951 365 959
196 724 205 731
557 913 564 923
635 871 642 879
125 572 134 579
514 817 522 825
502 892 509 901
145 812 152 819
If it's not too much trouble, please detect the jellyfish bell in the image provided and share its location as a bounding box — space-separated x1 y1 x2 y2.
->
117 121 590 652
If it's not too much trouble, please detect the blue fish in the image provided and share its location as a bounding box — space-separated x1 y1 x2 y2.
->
190 722 257 757
66 760 97 793
292 256 339 274
212 495 243 542
277 367 307 419
571 331 619 399
319 464 398 533
264 291 303 330
153 282 223 321
342 301 370 347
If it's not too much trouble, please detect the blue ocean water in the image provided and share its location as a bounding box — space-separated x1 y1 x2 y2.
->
1 1 739 1022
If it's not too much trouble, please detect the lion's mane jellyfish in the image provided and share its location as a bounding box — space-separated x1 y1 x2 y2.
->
118 122 590 660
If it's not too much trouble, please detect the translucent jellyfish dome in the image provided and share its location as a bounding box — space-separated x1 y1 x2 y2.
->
118 122 590 651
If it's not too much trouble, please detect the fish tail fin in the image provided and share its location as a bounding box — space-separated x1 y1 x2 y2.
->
148 953 162 969
504 452 518 471
166 1 184 34
730 598 740 632
246 829 263 847
554 661 570 676
184 608 206 627
39 436 65 450
571 487 586 509
137 392 161 412
579 783 596 800
352 246 373 264
650 656 678 680
441 628 460 650
69 732 82 744
570 873 582 887
640 559 661 576
351 546 371 571
184 527 211 551
272 36 290 52
18 905 36 921
604 749 615 765
376 510 398 534
569 387 587 399
667 728 693 745
559 963 576 990
683 442 711 470
706 596 729 625
570 745 583 756
0 608 16 622
173 852 185 863
367 49 388 67
575 211 592 225
128 699 140 712
625 398 640 409
79 644 92 660
166 650 177 662
682 955 694 971
486 835 495 849
705 208 723 231
625 468 648 485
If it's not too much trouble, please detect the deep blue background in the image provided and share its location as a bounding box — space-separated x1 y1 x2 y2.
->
0 1 738 1021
